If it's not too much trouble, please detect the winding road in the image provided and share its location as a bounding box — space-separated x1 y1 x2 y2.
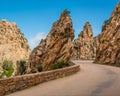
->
7 60 120 96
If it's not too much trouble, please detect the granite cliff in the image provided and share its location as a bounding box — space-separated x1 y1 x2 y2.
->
95 2 120 66
27 10 74 73
73 22 96 60
0 20 31 76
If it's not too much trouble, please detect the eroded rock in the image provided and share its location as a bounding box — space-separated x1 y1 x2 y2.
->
95 2 120 66
27 10 74 72
73 22 96 60
0 20 31 76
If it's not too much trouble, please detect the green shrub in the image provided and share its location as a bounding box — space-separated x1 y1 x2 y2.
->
51 61 70 70
115 10 120 15
104 20 110 25
19 60 26 74
78 31 83 37
37 65 43 72
2 59 14 77
63 33 70 38
102 18 112 31
0 73 4 78
90 44 94 52
62 9 70 17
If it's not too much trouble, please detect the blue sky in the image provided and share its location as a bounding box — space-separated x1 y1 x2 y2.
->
0 0 119 49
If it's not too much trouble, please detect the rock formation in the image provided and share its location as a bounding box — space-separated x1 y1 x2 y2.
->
73 22 96 59
95 2 120 66
0 20 31 76
27 10 74 73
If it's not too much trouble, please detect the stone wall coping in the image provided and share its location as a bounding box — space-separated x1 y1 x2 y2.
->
0 63 80 96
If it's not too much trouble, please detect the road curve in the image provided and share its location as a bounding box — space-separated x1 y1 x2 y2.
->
7 60 120 96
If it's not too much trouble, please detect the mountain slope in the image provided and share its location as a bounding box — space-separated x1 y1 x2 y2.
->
0 20 31 76
95 2 120 66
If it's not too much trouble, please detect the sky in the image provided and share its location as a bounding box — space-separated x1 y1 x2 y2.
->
0 0 119 49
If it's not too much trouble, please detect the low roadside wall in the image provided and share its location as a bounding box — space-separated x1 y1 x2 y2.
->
0 64 80 96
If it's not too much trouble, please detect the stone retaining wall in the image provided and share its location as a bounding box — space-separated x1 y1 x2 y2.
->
0 64 80 96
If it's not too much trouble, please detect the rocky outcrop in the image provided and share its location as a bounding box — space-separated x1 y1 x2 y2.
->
95 2 120 66
27 10 74 73
73 22 96 59
0 20 31 76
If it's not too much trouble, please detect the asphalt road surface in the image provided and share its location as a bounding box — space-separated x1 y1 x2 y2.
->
7 60 120 96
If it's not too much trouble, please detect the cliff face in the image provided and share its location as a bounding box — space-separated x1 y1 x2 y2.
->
95 2 120 66
27 10 74 73
0 20 31 76
73 22 96 59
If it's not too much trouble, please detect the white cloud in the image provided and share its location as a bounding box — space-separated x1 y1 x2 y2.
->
28 32 46 49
